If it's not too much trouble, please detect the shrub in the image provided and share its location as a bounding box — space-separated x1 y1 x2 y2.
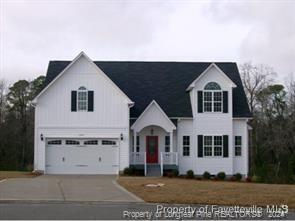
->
166 172 174 178
186 170 194 179
203 171 211 180
245 177 252 182
26 164 34 172
252 175 263 183
172 169 179 177
230 176 236 181
234 173 242 181
123 167 135 176
217 172 226 180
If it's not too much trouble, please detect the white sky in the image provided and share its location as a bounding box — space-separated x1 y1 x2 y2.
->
0 0 294 84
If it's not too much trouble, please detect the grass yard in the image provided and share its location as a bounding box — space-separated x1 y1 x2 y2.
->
118 177 295 208
0 171 40 180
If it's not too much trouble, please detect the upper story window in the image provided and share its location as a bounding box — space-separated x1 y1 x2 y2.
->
203 82 222 112
77 87 88 111
71 87 94 112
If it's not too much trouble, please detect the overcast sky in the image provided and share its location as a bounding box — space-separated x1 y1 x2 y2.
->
1 0 294 84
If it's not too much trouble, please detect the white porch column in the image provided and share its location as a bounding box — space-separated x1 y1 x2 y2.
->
133 131 137 153
170 131 173 153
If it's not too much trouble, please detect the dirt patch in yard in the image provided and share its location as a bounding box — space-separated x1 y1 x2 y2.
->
118 177 295 208
0 171 40 180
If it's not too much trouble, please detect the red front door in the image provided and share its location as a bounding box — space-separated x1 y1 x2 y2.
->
146 136 158 163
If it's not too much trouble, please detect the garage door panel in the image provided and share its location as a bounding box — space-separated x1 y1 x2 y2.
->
45 139 119 174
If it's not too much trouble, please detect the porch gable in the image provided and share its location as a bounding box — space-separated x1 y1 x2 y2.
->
131 100 176 133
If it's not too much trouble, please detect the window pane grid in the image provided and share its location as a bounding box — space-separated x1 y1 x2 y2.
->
102 140 117 145
84 140 98 145
165 136 170 152
203 87 223 113
66 140 80 145
77 88 88 111
183 136 190 156
47 140 62 145
204 82 221 90
235 136 242 156
204 136 223 157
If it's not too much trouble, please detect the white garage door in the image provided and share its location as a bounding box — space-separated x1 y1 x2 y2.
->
45 138 119 174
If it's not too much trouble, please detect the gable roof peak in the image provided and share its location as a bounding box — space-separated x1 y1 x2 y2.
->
186 62 237 91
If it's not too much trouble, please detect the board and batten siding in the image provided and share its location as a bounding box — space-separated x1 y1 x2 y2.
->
34 55 130 172
191 65 234 175
177 119 194 175
233 119 249 175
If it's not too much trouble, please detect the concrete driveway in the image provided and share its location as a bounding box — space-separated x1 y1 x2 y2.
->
0 175 142 202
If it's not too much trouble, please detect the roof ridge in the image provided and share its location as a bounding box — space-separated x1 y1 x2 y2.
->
49 60 237 64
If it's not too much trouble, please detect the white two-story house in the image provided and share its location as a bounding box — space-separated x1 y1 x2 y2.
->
33 52 252 176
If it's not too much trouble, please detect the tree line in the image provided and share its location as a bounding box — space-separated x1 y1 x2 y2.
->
0 63 294 183
240 62 295 183
0 76 45 171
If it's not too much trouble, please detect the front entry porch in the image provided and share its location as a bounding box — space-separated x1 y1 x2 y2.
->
130 151 178 176
129 100 178 176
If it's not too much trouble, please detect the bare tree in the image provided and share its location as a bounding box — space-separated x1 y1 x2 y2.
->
239 62 276 113
0 79 7 124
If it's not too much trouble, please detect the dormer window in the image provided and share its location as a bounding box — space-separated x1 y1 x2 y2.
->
71 87 94 112
77 86 88 111
203 82 222 112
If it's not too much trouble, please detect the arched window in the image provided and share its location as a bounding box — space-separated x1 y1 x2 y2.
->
204 82 221 90
203 82 222 112
77 86 88 111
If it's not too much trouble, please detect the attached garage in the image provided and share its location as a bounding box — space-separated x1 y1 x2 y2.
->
45 138 119 174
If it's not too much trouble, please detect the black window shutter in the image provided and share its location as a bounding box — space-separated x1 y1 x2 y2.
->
88 91 94 112
198 135 203 157
71 91 77 112
223 135 229 157
223 91 228 113
197 91 203 113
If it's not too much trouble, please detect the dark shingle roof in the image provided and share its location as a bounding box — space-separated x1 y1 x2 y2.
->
44 61 252 118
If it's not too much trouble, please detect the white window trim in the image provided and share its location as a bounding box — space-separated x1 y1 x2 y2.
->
203 135 223 158
234 136 242 157
182 135 190 157
77 87 88 112
136 136 140 152
165 136 170 152
203 90 223 113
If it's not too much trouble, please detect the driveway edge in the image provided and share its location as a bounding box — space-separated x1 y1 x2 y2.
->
113 179 144 202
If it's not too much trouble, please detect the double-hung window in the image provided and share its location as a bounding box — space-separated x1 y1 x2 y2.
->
132 136 140 152
204 135 223 157
165 136 170 152
183 136 190 156
235 136 242 156
203 82 222 112
77 86 88 111
136 136 140 152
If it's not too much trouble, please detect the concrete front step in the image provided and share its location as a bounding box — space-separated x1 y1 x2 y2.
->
146 164 161 177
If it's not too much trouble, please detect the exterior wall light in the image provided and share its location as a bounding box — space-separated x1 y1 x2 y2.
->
151 128 154 135
120 133 123 141
40 134 44 141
